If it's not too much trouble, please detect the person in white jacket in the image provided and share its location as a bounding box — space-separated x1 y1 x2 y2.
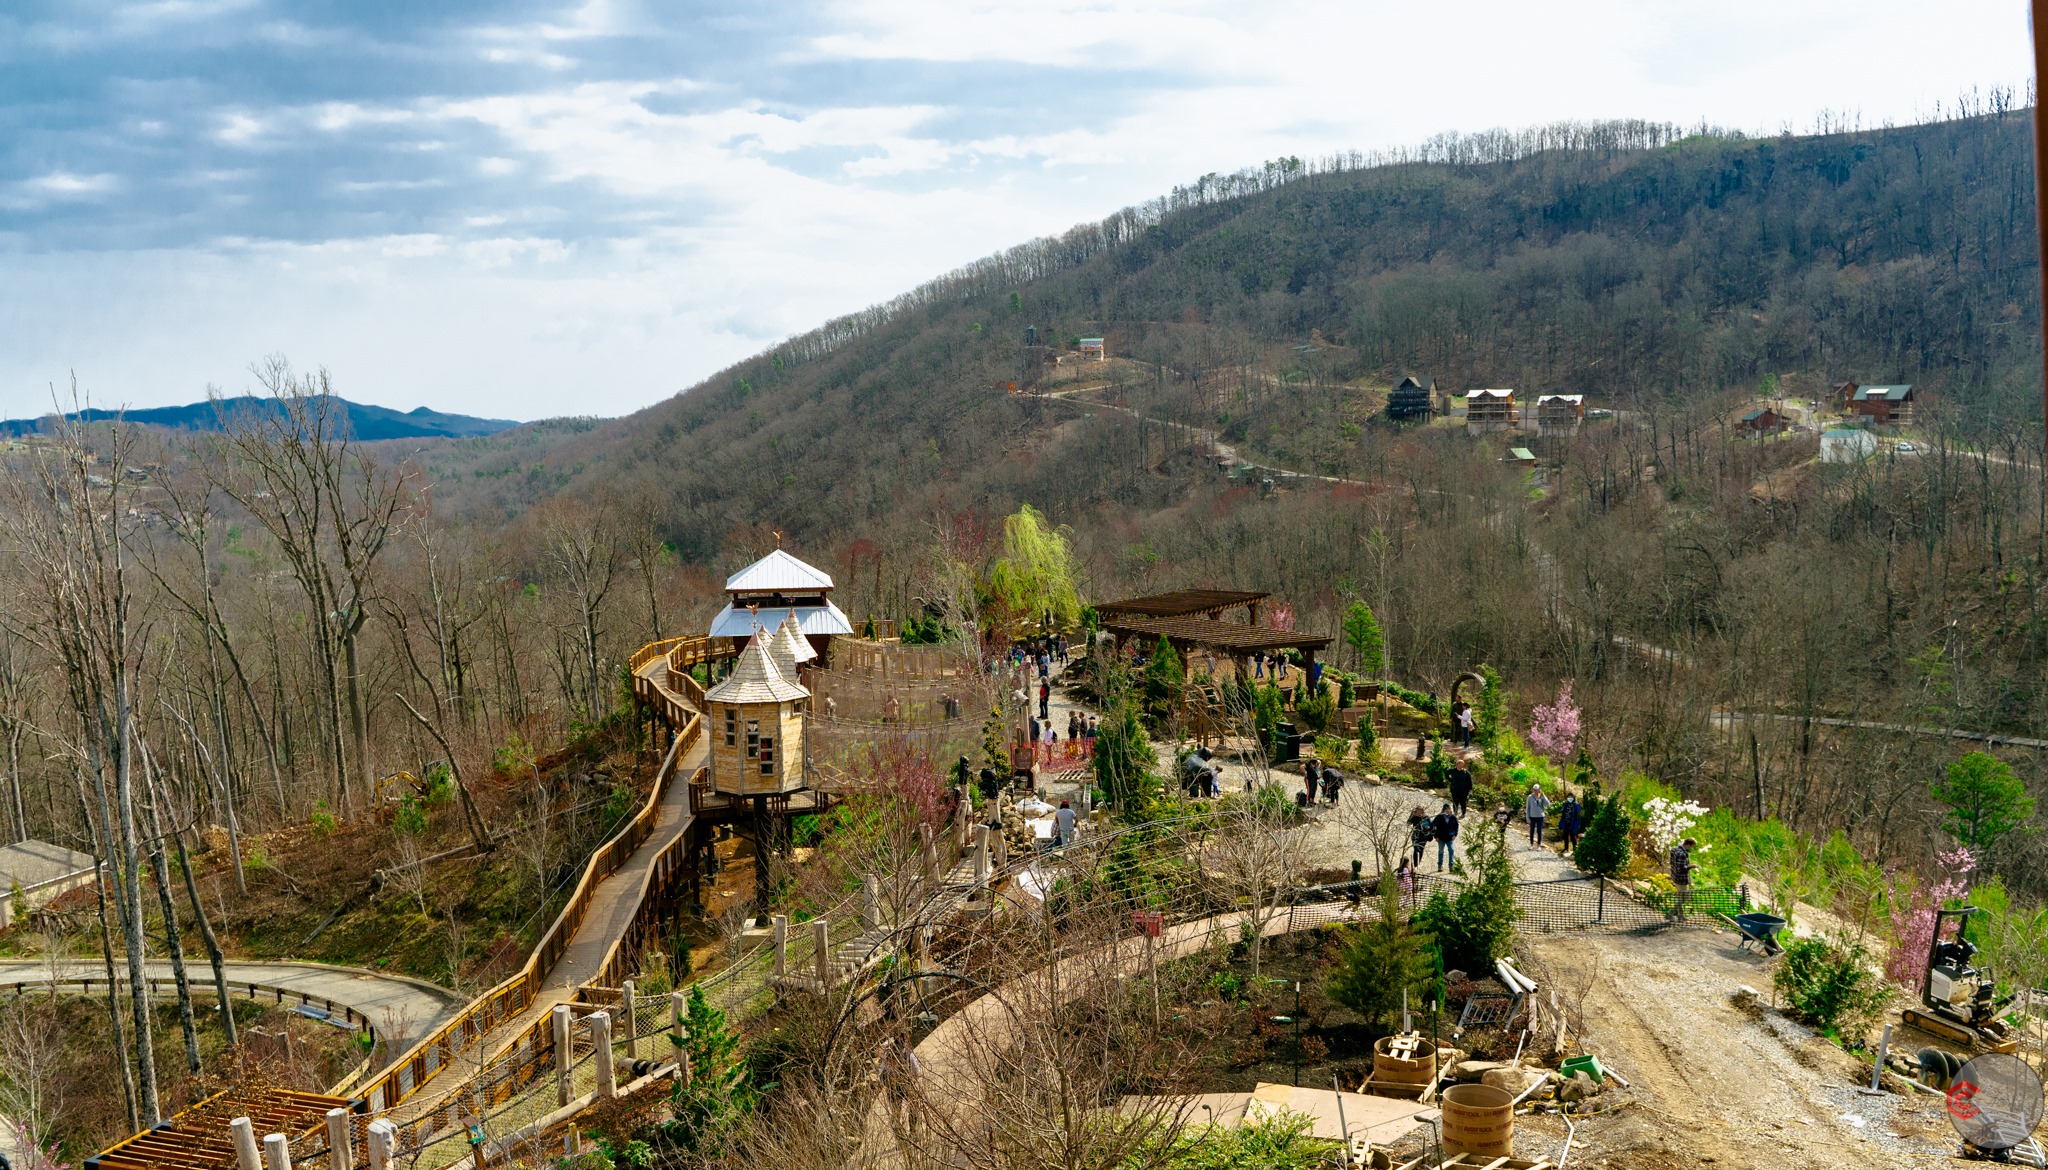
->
1525 785 1551 846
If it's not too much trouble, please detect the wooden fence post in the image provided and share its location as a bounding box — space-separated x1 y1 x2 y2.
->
553 1003 574 1106
589 1011 616 1099
262 1133 292 1170
861 874 881 930
774 914 788 978
367 1121 396 1170
813 918 832 992
622 980 638 1060
325 1107 351 1170
230 1118 261 1170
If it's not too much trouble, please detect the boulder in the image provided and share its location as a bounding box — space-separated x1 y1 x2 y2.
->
1451 1060 1509 1082
1481 1066 1550 1098
1558 1071 1599 1103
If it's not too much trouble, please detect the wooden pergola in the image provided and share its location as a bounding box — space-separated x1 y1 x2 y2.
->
1094 589 1269 624
87 1088 352 1170
1101 613 1331 673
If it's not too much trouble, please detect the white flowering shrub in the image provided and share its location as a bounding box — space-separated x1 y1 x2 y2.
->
1642 796 1711 856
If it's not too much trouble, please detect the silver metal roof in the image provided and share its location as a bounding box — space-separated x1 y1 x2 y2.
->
725 548 834 594
709 601 853 639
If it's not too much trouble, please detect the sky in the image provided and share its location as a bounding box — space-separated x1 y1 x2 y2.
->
0 1 2035 423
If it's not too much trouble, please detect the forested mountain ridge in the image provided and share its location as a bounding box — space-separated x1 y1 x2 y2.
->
2 394 520 440
430 109 2040 553
383 109 2048 888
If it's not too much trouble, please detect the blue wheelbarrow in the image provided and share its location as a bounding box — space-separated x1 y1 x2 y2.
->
1730 912 1787 956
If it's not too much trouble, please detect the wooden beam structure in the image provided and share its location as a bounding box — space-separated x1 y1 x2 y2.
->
87 1088 352 1170
1094 589 1269 623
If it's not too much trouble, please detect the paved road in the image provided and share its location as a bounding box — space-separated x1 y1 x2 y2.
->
0 958 468 1040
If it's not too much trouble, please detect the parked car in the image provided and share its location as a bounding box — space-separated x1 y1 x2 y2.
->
1896 441 1919 455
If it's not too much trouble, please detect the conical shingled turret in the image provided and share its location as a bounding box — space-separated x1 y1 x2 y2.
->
705 631 809 704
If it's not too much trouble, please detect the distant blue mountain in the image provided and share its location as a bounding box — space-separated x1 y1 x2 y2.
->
0 395 521 441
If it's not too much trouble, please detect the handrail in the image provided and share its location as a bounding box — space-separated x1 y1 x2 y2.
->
348 728 692 1112
628 635 694 673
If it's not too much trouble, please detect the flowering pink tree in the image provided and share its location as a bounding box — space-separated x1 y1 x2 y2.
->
1527 680 1581 763
1886 846 1976 987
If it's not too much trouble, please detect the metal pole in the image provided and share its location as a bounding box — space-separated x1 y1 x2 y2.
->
1872 1023 1893 1091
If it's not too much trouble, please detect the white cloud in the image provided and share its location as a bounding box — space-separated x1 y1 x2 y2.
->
0 0 2033 422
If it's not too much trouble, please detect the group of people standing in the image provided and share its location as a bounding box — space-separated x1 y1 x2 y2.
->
1300 757 1345 806
1404 770 1587 874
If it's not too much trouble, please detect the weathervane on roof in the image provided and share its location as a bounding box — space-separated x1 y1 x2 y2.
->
773 530 783 548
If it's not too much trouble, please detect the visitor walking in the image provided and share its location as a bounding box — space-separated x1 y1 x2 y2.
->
1055 799 1076 847
1407 805 1431 867
1431 804 1460 871
1669 836 1696 921
1396 856 1416 904
1454 701 1475 748
1557 794 1583 852
1448 762 1474 816
1491 801 1513 835
1525 784 1551 846
1038 679 1050 721
1302 759 1321 805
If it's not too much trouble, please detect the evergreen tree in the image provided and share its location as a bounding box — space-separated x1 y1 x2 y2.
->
1475 664 1505 747
1573 792 1632 878
1343 600 1386 677
1092 699 1158 816
1329 873 1436 1030
1142 635 1185 727
662 985 757 1153
1931 751 2035 857
1355 716 1378 768
1415 821 1519 971
1253 683 1284 759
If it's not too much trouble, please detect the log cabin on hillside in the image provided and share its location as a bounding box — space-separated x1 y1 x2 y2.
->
1465 388 1516 429
1386 376 1436 421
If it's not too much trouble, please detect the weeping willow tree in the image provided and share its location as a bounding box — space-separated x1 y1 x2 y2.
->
982 504 1082 637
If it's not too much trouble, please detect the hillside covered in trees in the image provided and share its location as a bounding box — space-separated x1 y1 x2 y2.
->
416 107 2048 886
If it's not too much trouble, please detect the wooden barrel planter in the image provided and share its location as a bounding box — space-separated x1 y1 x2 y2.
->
1440 1083 1515 1159
1371 1034 1438 1086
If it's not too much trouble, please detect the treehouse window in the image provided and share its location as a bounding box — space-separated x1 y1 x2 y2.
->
758 736 776 776
724 709 737 747
745 720 760 759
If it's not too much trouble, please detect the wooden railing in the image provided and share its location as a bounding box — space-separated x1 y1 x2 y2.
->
666 634 735 677
347 724 695 1113
628 635 695 674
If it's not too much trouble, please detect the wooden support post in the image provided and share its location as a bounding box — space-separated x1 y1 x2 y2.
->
972 824 989 885
367 1120 396 1170
553 1003 574 1106
774 913 789 977
919 823 936 873
813 918 832 992
231 1117 261 1170
992 822 1008 870
263 1133 292 1170
861 874 881 930
589 1010 616 1100
326 1107 351 1170
622 979 638 1060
